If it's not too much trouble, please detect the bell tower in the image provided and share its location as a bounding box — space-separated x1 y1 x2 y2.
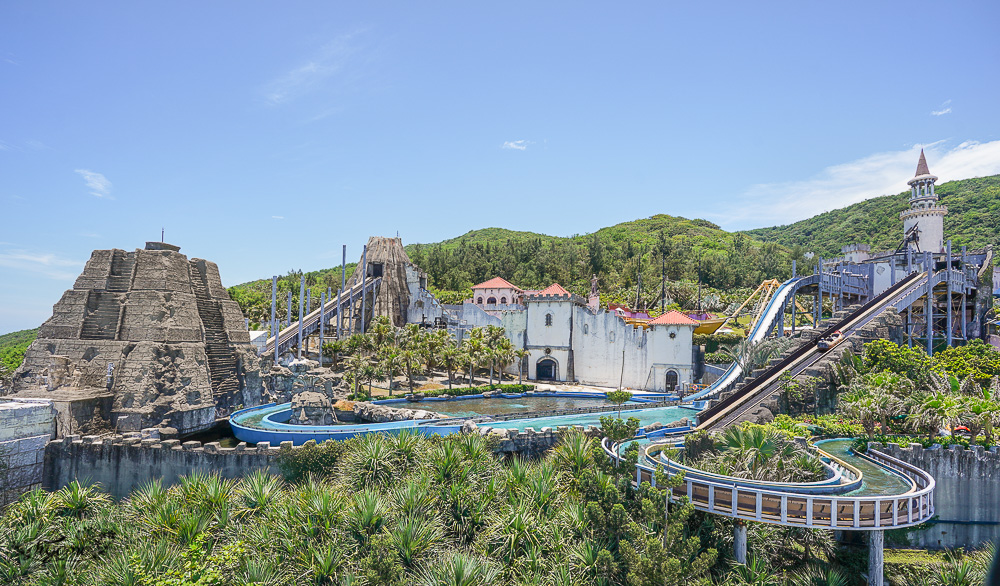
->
900 149 947 253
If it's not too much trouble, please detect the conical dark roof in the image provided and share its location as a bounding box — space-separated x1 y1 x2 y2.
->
915 149 930 176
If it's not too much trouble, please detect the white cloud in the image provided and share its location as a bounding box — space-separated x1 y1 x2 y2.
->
271 215 285 220
74 169 113 198
502 140 530 151
719 140 1000 229
931 100 952 116
263 29 368 106
0 249 84 280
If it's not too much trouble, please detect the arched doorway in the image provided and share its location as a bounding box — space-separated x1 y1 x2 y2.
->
665 370 678 392
487 297 497 305
536 358 557 381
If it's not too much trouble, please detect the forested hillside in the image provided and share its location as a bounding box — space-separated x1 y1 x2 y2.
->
0 327 37 380
405 214 808 303
744 175 1000 256
225 175 998 327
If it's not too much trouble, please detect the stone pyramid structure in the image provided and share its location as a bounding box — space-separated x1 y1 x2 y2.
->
12 242 263 435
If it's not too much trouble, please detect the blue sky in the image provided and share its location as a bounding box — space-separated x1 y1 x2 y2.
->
2 1 999 333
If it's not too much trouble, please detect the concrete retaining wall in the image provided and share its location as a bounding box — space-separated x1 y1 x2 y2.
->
44 433 279 499
874 442 1000 549
0 399 56 504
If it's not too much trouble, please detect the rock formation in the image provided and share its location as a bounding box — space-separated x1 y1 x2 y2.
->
290 391 335 425
12 242 264 435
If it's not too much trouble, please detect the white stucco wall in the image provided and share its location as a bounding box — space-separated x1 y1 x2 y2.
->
405 265 445 325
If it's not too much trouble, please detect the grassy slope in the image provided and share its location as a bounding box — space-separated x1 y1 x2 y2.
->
743 175 1000 257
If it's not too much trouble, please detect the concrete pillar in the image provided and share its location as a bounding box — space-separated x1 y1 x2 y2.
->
734 521 748 564
338 245 346 339
869 530 884 586
926 256 933 356
946 240 953 347
360 245 368 334
319 291 326 365
270 276 277 338
286 291 292 327
298 275 305 359
961 246 967 341
273 319 279 363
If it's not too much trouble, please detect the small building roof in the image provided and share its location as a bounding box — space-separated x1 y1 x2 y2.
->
648 310 699 327
471 277 519 290
915 149 930 177
537 283 571 297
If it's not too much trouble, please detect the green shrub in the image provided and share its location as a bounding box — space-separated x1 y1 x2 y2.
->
275 439 346 482
694 332 744 353
414 383 535 398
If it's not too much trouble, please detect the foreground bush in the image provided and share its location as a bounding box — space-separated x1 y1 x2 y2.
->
0 430 717 585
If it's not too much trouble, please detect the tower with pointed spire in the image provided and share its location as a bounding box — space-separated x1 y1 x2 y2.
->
900 149 947 253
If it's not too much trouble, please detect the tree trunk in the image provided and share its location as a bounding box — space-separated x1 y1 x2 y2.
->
447 369 453 390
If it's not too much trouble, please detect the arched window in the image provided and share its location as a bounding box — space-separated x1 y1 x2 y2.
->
665 370 679 392
487 297 497 305
500 297 507 304
582 323 589 334
477 297 484 304
545 313 553 326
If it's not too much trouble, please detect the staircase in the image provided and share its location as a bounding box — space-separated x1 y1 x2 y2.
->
106 250 135 292
189 261 240 404
80 290 122 340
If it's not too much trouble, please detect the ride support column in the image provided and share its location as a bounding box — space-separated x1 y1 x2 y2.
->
733 521 748 564
868 530 884 586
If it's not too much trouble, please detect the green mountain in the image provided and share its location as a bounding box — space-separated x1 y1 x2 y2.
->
405 214 798 302
743 175 1000 257
223 175 1000 331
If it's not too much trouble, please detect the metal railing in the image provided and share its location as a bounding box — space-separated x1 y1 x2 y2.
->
603 437 935 531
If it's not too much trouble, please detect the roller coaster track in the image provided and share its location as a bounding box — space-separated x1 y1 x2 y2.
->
686 277 804 402
263 277 381 356
696 272 928 432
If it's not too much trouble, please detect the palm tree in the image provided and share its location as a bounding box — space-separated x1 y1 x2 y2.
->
345 353 368 398
379 345 403 396
910 391 962 441
322 339 346 371
369 315 395 350
462 336 485 386
514 349 529 385
440 345 462 390
401 348 422 393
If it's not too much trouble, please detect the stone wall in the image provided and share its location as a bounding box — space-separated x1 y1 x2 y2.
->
42 421 616 499
0 399 56 505
875 442 1000 549
44 432 280 500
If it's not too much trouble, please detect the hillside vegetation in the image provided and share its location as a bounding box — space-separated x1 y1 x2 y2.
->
744 175 1000 257
405 215 806 304
223 176 997 328
0 328 37 380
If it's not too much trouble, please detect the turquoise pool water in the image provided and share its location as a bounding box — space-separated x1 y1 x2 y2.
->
482 405 700 431
815 439 912 497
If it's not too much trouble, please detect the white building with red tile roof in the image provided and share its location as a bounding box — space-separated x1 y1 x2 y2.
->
455 277 695 391
470 277 524 306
